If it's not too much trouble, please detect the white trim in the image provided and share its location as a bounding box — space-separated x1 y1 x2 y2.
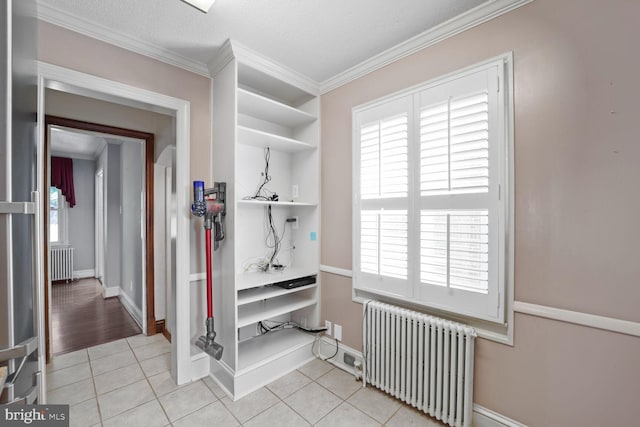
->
35 0 531 95
514 301 640 338
473 404 527 427
102 285 120 299
73 269 95 279
190 353 209 380
319 264 352 278
207 39 235 79
319 0 532 93
207 39 319 96
118 290 143 328
35 1 209 77
230 41 319 95
318 337 526 427
189 272 206 282
318 336 363 378
37 62 192 385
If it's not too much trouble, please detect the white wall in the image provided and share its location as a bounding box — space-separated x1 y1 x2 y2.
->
154 164 167 321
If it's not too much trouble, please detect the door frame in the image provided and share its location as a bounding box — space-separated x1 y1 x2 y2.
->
44 115 156 357
38 61 193 386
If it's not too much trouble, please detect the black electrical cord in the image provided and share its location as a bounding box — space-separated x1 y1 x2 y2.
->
257 319 328 336
264 205 289 270
325 338 339 361
244 147 276 201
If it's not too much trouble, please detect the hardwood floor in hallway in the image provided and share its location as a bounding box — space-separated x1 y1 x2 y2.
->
51 278 141 355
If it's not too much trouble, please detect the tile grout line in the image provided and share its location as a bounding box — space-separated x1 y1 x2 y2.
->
275 367 345 426
87 350 106 426
201 380 244 426
127 336 173 426
91 336 169 424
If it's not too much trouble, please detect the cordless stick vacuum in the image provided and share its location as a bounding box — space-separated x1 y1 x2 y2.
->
191 180 226 360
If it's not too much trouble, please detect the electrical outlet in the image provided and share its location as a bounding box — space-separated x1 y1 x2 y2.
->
325 320 332 336
343 352 356 366
292 184 299 199
334 324 342 341
292 216 299 229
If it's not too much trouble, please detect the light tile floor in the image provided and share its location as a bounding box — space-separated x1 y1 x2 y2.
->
46 334 444 426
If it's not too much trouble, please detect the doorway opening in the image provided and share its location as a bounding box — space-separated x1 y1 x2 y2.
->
38 62 193 385
44 115 156 357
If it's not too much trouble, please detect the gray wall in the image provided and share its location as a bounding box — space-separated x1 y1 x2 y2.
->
119 141 144 310
68 158 95 271
98 144 122 291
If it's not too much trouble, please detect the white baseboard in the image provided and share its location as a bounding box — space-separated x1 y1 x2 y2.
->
473 404 527 427
190 353 209 381
319 337 527 427
102 285 120 298
319 336 363 379
73 269 95 279
118 290 143 328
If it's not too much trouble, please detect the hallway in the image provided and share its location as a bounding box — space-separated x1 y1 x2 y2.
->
51 278 141 355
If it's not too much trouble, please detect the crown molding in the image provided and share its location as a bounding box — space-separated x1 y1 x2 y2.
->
209 39 319 95
207 39 235 77
36 1 210 77
36 0 532 92
231 41 319 96
318 0 533 94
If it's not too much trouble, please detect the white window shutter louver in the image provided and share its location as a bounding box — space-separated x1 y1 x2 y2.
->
354 59 507 323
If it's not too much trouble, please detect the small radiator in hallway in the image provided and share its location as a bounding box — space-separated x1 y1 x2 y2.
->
51 246 74 282
364 301 476 427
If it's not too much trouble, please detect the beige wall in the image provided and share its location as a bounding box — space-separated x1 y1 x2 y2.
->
320 0 640 425
38 21 211 274
45 89 175 161
38 21 211 185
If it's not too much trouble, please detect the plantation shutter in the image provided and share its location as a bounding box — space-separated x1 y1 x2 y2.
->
416 65 503 322
354 58 507 323
354 97 411 296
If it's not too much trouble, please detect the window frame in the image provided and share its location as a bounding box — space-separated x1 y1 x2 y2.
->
352 53 514 341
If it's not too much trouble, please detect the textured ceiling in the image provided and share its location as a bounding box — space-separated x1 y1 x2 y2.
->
37 0 488 83
50 127 106 160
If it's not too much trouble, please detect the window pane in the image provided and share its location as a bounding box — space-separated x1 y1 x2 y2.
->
50 187 59 209
50 210 59 242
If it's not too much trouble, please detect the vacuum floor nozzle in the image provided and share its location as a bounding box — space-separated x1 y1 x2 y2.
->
197 317 223 360
195 335 223 360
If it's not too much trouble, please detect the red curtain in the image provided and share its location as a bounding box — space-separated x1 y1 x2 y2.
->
51 157 76 208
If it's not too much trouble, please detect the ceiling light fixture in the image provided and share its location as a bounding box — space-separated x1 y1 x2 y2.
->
181 0 215 13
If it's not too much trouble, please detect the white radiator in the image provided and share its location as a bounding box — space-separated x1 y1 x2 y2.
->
363 301 476 427
50 246 74 282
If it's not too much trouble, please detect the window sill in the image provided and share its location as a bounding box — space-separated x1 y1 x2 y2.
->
352 287 513 346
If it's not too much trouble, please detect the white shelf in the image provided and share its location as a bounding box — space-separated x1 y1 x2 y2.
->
210 42 320 398
237 293 316 328
238 328 315 372
238 126 315 152
237 268 318 291
238 88 316 128
238 283 317 306
237 199 317 208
